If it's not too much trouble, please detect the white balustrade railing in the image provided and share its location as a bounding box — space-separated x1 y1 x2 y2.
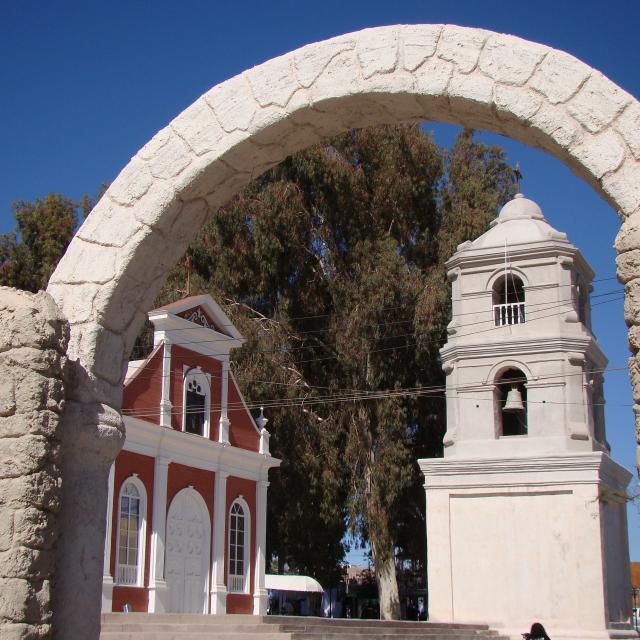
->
117 564 138 585
493 302 526 327
228 574 245 593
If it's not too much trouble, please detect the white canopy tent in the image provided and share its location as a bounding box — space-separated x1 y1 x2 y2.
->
265 574 324 593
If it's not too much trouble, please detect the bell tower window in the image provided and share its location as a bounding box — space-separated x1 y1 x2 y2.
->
496 368 528 436
183 367 210 437
493 274 526 326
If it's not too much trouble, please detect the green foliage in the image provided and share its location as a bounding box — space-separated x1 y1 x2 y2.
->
0 187 108 292
162 125 515 595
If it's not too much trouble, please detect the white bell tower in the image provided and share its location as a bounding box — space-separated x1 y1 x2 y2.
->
420 194 636 640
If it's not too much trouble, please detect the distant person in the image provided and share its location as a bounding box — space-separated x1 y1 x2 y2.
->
523 622 551 640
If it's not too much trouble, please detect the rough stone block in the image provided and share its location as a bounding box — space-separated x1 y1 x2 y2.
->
401 24 442 72
246 52 299 108
624 279 640 327
171 98 226 157
356 27 399 79
145 133 193 181
308 51 361 103
528 50 590 105
567 72 632 134
12 509 56 550
615 212 640 253
494 84 542 122
528 102 581 150
294 36 356 88
0 437 58 479
617 249 640 284
106 156 153 208
437 25 489 74
615 102 640 161
0 470 61 514
46 238 116 286
205 75 256 132
413 57 454 97
0 411 60 440
0 547 54 581
570 130 626 180
478 33 545 86
602 161 640 218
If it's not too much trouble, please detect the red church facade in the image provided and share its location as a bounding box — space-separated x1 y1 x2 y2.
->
101 295 280 615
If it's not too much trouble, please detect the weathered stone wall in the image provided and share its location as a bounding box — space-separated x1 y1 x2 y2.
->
0 288 68 640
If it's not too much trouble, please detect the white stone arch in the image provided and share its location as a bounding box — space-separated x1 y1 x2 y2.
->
45 24 640 638
485 359 534 386
485 265 530 291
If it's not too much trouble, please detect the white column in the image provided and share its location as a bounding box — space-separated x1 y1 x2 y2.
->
210 471 228 614
160 342 172 427
101 463 115 613
219 359 230 443
253 479 269 615
148 456 170 612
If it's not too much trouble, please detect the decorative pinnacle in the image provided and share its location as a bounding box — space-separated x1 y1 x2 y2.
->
256 406 268 430
514 161 523 193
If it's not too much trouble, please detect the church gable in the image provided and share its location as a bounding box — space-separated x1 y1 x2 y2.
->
178 305 227 335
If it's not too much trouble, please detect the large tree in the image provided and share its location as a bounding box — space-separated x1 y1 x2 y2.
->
0 190 103 292
1 127 514 617
174 125 515 617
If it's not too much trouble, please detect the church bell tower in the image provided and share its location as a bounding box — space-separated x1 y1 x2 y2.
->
419 193 635 640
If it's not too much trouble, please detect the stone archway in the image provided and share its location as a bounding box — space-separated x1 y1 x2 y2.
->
44 24 640 639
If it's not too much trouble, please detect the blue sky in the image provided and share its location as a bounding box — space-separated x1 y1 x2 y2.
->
1 1 638 563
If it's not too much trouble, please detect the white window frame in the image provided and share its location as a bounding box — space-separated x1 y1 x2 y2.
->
182 366 211 438
227 497 251 593
115 475 147 587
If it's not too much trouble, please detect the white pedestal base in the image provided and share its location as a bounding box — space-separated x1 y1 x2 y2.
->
210 585 227 614
101 576 114 613
420 452 635 639
148 579 169 612
253 588 268 615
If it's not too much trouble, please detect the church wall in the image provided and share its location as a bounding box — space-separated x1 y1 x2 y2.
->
122 346 163 425
228 375 260 452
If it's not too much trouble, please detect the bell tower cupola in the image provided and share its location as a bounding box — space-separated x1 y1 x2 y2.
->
440 192 607 458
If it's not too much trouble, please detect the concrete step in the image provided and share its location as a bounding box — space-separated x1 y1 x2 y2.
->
100 613 508 640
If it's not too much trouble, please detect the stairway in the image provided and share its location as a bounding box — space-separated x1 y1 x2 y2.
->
100 613 510 640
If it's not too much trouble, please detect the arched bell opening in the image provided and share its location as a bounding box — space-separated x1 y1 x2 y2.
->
495 368 528 437
492 274 525 327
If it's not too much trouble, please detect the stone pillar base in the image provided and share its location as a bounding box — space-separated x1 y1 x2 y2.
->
101 576 114 613
253 589 268 615
210 586 227 615
148 580 169 612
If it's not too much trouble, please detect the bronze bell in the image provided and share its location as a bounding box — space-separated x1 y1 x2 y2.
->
503 386 525 412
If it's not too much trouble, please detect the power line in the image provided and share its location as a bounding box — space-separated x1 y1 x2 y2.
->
131 276 621 348
121 364 628 419
122 293 624 393
127 289 624 366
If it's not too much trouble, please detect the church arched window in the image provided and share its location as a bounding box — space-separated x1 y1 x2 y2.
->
495 368 528 436
228 498 250 593
183 367 210 437
493 274 526 326
116 476 147 586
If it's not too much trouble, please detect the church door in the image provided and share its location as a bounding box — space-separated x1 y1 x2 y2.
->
165 488 211 613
